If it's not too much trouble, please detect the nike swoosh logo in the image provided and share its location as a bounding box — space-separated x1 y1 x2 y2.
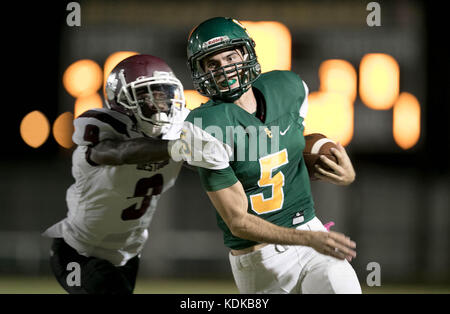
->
280 125 291 135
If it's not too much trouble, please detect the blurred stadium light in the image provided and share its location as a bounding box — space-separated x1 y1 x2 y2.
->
74 92 103 118
184 90 209 110
305 91 354 146
393 92 421 150
63 59 103 98
319 59 357 103
241 21 291 72
52 112 74 149
20 111 50 148
359 53 400 110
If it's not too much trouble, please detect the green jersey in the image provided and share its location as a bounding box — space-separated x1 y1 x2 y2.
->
183 70 315 249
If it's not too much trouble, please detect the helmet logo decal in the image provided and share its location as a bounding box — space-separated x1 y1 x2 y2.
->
105 72 118 100
202 36 230 49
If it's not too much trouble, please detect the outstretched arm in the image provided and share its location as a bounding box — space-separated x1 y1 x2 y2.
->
314 143 356 186
89 138 171 165
207 180 356 261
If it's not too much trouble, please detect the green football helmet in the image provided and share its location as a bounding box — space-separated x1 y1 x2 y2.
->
187 17 261 102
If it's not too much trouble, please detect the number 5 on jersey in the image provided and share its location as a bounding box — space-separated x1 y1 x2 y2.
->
250 149 288 214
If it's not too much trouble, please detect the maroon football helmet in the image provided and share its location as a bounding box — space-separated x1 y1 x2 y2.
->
104 54 185 137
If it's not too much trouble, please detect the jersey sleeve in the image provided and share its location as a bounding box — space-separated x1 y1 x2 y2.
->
197 166 238 192
72 109 130 147
72 109 132 166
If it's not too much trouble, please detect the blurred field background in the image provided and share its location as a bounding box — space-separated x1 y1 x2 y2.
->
1 277 449 294
1 0 449 295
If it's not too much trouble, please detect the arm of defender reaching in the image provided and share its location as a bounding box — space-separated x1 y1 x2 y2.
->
207 180 357 261
89 138 171 165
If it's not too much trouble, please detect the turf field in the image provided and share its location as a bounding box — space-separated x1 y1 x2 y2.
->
0 276 449 294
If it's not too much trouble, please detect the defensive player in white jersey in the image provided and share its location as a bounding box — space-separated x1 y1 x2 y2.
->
43 54 190 294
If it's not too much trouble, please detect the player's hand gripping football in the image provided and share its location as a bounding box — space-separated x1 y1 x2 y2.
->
308 230 357 261
314 142 355 185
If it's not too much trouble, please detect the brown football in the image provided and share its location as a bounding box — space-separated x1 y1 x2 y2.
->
303 133 338 179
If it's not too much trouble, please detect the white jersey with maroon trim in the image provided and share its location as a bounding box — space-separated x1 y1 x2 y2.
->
43 107 189 266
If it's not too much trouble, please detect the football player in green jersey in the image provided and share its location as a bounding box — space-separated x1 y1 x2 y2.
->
178 17 361 293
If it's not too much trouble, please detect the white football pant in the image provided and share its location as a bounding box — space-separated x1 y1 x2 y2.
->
229 217 362 294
